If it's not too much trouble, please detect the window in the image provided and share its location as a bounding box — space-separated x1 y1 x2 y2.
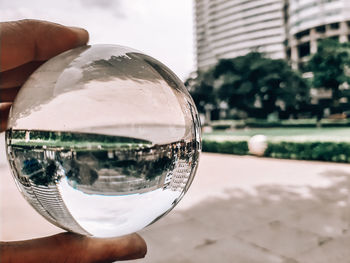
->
316 25 326 33
296 30 310 39
298 42 310 58
330 22 339 30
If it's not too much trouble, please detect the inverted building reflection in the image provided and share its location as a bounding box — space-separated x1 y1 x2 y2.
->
7 130 200 196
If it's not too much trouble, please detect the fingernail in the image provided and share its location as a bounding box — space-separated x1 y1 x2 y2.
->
69 26 89 46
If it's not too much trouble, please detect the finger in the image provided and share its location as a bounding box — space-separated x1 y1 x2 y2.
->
0 19 89 72
0 232 147 263
85 233 147 262
0 61 44 89
0 103 11 132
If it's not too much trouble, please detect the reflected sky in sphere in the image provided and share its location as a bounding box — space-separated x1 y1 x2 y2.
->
6 44 201 237
9 45 195 144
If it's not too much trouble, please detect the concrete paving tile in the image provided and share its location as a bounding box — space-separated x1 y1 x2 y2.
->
128 218 227 263
140 217 227 250
296 234 350 263
231 197 317 222
129 236 294 263
178 197 269 234
174 154 350 212
146 209 192 230
219 185 328 223
308 184 349 206
237 220 324 259
280 205 348 238
178 236 297 263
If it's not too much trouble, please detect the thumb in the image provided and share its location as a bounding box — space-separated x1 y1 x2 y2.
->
0 232 147 263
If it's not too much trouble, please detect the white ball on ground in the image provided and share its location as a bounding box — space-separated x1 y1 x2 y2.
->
248 135 267 156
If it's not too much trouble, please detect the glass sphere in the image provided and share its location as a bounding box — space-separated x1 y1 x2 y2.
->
5 44 201 237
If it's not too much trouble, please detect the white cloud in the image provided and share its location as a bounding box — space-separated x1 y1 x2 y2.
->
0 0 194 79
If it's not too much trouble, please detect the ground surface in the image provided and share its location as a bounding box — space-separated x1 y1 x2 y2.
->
1 134 350 262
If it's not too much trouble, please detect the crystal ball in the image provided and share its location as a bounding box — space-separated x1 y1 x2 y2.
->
5 44 201 237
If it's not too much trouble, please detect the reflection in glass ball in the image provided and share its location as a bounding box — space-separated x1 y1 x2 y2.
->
5 45 201 237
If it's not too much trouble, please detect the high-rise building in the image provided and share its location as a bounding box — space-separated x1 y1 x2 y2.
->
287 0 350 69
194 0 288 69
194 0 350 70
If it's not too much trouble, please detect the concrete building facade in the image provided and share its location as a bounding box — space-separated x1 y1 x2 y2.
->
287 0 350 69
194 0 350 70
194 0 288 69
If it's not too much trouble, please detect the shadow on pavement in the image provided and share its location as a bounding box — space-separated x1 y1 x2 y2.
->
135 168 350 263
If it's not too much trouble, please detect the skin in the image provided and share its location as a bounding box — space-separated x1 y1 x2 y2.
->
0 20 147 262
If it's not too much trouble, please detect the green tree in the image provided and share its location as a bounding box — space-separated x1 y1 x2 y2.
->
308 39 350 108
213 52 309 118
184 69 217 113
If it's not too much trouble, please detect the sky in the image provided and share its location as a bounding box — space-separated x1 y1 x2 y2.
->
0 0 195 80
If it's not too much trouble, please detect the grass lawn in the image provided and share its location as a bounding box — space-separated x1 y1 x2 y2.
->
10 138 151 151
203 127 350 142
9 130 152 150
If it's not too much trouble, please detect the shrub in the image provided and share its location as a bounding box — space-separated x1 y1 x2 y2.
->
212 124 231 130
263 141 350 163
202 139 350 163
244 119 281 128
202 140 248 155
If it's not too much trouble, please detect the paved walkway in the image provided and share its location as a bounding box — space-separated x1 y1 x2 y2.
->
1 134 350 262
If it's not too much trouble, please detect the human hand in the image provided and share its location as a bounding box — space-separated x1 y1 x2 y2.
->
0 232 147 262
0 19 147 262
0 19 88 131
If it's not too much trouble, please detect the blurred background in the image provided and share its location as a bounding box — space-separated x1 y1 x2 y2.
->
0 0 194 80
2 0 350 262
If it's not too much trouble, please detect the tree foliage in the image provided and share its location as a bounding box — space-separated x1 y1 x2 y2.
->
308 39 350 105
186 52 309 118
184 68 217 113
